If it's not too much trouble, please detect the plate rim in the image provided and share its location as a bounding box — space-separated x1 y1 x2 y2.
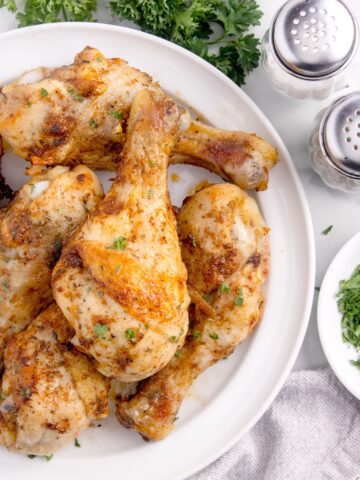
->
317 231 360 401
0 22 316 479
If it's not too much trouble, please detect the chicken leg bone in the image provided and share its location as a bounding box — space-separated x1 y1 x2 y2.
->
0 47 278 191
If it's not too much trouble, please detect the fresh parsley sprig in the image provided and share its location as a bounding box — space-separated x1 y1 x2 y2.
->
110 0 263 86
0 0 97 27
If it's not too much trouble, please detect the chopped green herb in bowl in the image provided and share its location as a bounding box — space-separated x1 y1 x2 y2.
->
337 265 360 369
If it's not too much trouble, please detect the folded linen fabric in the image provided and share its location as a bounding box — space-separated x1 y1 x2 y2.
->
191 368 360 480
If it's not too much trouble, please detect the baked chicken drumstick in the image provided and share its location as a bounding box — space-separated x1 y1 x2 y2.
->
116 183 269 440
0 47 278 191
0 165 103 367
53 89 190 381
0 303 109 455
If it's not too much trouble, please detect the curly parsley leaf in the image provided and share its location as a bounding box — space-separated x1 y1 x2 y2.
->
171 0 218 43
0 0 17 13
1 0 97 27
110 0 263 86
215 0 262 37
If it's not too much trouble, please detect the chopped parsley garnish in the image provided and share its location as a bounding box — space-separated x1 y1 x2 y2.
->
147 189 154 199
44 454 53 462
27 455 36 459
169 329 184 343
219 283 231 294
108 109 123 120
208 332 219 340
74 438 81 448
21 386 32 399
149 160 155 168
68 88 84 102
40 88 48 98
235 289 244 306
28 183 35 193
192 331 201 339
337 265 360 370
125 328 135 340
94 323 108 340
96 56 104 62
2 280 9 291
27 101 32 108
315 286 320 292
172 416 179 422
109 236 128 250
89 118 98 129
0 393 5 402
3 256 10 263
322 225 333 235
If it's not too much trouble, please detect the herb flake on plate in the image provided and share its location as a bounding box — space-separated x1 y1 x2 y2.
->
322 225 333 235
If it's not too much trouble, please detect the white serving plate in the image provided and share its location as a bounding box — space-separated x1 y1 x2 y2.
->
318 232 360 400
0 23 315 480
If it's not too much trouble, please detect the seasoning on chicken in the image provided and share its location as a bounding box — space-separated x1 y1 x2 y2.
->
116 183 269 440
53 89 190 382
0 47 278 191
0 303 109 455
0 165 103 366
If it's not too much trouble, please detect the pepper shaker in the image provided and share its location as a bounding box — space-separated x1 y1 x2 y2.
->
261 0 359 99
310 92 360 191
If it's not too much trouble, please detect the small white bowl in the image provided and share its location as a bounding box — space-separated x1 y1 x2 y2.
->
318 232 360 400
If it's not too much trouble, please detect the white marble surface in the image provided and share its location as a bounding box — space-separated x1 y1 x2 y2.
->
0 0 359 371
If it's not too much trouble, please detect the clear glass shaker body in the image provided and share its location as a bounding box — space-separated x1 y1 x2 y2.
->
310 94 360 192
261 30 353 100
261 0 358 100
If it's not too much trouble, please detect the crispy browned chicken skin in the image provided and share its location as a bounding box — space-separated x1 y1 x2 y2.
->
0 165 103 367
116 183 269 440
0 47 278 191
53 89 190 382
0 304 109 455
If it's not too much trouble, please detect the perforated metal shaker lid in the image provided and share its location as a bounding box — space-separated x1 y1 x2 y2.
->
320 92 360 179
270 0 358 79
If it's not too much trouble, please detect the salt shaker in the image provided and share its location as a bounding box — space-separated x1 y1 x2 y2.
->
261 0 359 99
310 92 360 192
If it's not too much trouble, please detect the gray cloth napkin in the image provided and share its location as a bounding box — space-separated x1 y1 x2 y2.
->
191 368 360 480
